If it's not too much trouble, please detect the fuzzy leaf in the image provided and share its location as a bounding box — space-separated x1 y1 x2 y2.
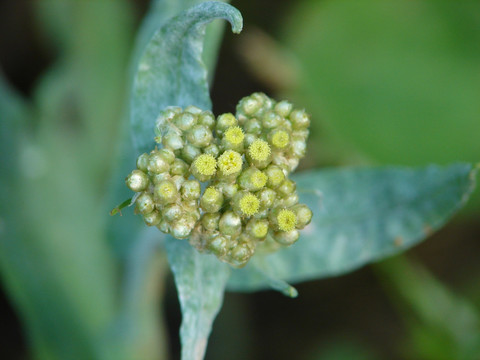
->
228 164 477 291
130 1 242 154
165 238 230 360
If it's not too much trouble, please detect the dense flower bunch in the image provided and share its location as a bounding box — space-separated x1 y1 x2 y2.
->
125 93 312 267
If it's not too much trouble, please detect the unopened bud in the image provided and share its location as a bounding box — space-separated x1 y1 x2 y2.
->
126 170 149 192
171 215 195 239
200 187 224 213
162 132 184 150
136 192 155 214
170 158 189 176
202 213 221 231
216 113 237 136
143 210 161 226
206 234 228 257
148 151 170 174
289 109 310 129
219 210 242 237
277 179 296 198
163 204 183 222
246 218 269 240
269 129 290 149
198 111 215 128
274 100 293 117
292 204 313 229
174 112 196 130
158 148 175 164
243 119 262 135
136 153 149 172
262 111 282 129
238 167 267 191
257 188 276 209
181 180 201 200
181 144 202 164
273 229 299 246
155 180 178 204
187 125 213 148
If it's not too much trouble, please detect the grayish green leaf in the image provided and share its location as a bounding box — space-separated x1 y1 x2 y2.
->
228 164 477 291
130 1 242 153
165 238 230 360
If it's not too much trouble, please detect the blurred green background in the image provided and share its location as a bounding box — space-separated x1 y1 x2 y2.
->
1 1 479 359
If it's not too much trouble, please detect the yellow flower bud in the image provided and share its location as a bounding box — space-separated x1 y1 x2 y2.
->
191 154 216 181
155 180 178 204
218 150 243 177
247 139 271 168
276 209 297 232
233 191 260 217
224 126 244 146
270 130 290 149
246 218 269 239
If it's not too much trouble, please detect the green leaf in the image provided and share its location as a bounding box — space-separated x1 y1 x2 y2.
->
130 1 242 153
165 238 230 360
376 256 480 359
228 164 477 291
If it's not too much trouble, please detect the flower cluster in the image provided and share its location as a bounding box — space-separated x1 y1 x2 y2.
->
125 93 312 267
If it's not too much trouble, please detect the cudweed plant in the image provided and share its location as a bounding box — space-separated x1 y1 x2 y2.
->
125 93 313 267
0 1 478 360
120 2 477 359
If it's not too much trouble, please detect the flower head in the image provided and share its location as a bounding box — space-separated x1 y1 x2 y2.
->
277 209 297 232
248 139 271 162
239 192 260 216
123 94 312 268
271 130 290 149
224 126 245 146
193 154 216 176
218 150 243 176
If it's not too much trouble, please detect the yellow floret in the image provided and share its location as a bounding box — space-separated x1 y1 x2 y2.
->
159 182 175 196
239 193 260 216
203 186 219 199
224 126 244 145
251 171 268 189
277 209 297 232
271 130 290 148
218 150 243 175
193 154 217 176
252 221 268 238
248 139 271 162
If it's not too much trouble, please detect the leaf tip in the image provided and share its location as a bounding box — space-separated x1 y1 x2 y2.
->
283 285 298 298
227 5 243 34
